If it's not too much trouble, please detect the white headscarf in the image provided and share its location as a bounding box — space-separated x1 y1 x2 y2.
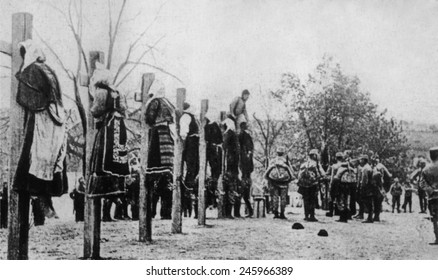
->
18 39 46 72
222 118 235 133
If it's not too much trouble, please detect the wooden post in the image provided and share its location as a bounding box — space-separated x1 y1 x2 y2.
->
217 111 227 219
139 73 155 242
83 51 104 259
197 100 208 226
171 88 185 233
7 12 33 260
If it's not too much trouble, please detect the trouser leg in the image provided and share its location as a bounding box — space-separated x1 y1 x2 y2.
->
280 188 288 215
365 196 373 221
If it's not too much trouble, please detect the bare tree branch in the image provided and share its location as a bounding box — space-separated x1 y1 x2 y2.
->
107 0 127 69
115 35 165 87
35 29 75 80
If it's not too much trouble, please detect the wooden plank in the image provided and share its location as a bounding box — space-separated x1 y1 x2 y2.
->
7 12 33 260
0 40 12 56
197 99 208 225
217 111 227 219
83 51 104 259
139 73 155 242
171 88 185 233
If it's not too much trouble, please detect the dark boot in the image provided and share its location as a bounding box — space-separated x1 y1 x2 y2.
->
326 201 334 217
234 201 241 218
102 200 114 222
336 210 348 223
279 212 287 219
273 210 279 219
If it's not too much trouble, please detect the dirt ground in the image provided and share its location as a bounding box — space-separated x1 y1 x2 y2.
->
1 193 437 260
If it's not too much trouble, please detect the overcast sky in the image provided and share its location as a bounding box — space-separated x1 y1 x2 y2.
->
1 0 438 123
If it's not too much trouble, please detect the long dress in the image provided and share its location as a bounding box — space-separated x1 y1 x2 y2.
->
13 61 68 197
88 84 130 197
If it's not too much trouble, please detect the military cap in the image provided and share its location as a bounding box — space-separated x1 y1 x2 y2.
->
359 154 369 161
291 223 304 230
335 152 344 158
430 147 438 161
309 149 319 155
317 229 328 237
277 146 286 154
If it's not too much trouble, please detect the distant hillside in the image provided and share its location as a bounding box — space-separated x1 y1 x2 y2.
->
402 120 438 157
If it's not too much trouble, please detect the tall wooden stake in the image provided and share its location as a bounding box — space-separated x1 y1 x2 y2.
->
83 51 104 259
7 12 33 260
198 99 208 226
139 73 155 242
171 88 185 233
217 111 227 219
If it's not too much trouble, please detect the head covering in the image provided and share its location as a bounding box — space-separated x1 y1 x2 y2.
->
359 154 369 161
89 62 117 97
222 118 235 132
309 149 318 156
277 146 286 154
317 229 328 237
430 147 438 161
335 152 344 159
242 89 250 96
18 39 46 72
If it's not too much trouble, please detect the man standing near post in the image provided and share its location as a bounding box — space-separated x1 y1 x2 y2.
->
421 147 438 245
229 90 250 134
410 159 428 214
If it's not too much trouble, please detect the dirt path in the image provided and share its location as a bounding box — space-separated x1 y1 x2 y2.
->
1 201 437 260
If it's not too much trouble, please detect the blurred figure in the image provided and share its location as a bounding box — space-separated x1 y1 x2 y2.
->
389 178 403 213
69 177 86 222
229 89 250 134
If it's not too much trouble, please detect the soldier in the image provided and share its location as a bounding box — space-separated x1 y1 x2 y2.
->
333 158 358 222
358 155 376 223
297 149 325 222
180 102 200 218
229 89 250 134
389 178 403 213
239 122 254 218
325 152 345 217
264 146 294 219
402 177 414 213
410 159 428 214
372 156 392 221
422 147 438 245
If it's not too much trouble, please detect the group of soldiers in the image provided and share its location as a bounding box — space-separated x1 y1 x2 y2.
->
287 147 438 244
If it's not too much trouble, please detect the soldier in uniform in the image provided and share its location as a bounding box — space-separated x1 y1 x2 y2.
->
264 146 294 219
421 147 438 245
298 149 325 222
333 158 358 222
325 152 345 217
410 159 428 213
358 155 376 223
372 156 392 221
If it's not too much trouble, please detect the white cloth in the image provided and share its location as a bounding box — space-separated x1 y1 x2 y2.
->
29 110 66 181
222 118 236 133
180 113 192 140
18 39 46 72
